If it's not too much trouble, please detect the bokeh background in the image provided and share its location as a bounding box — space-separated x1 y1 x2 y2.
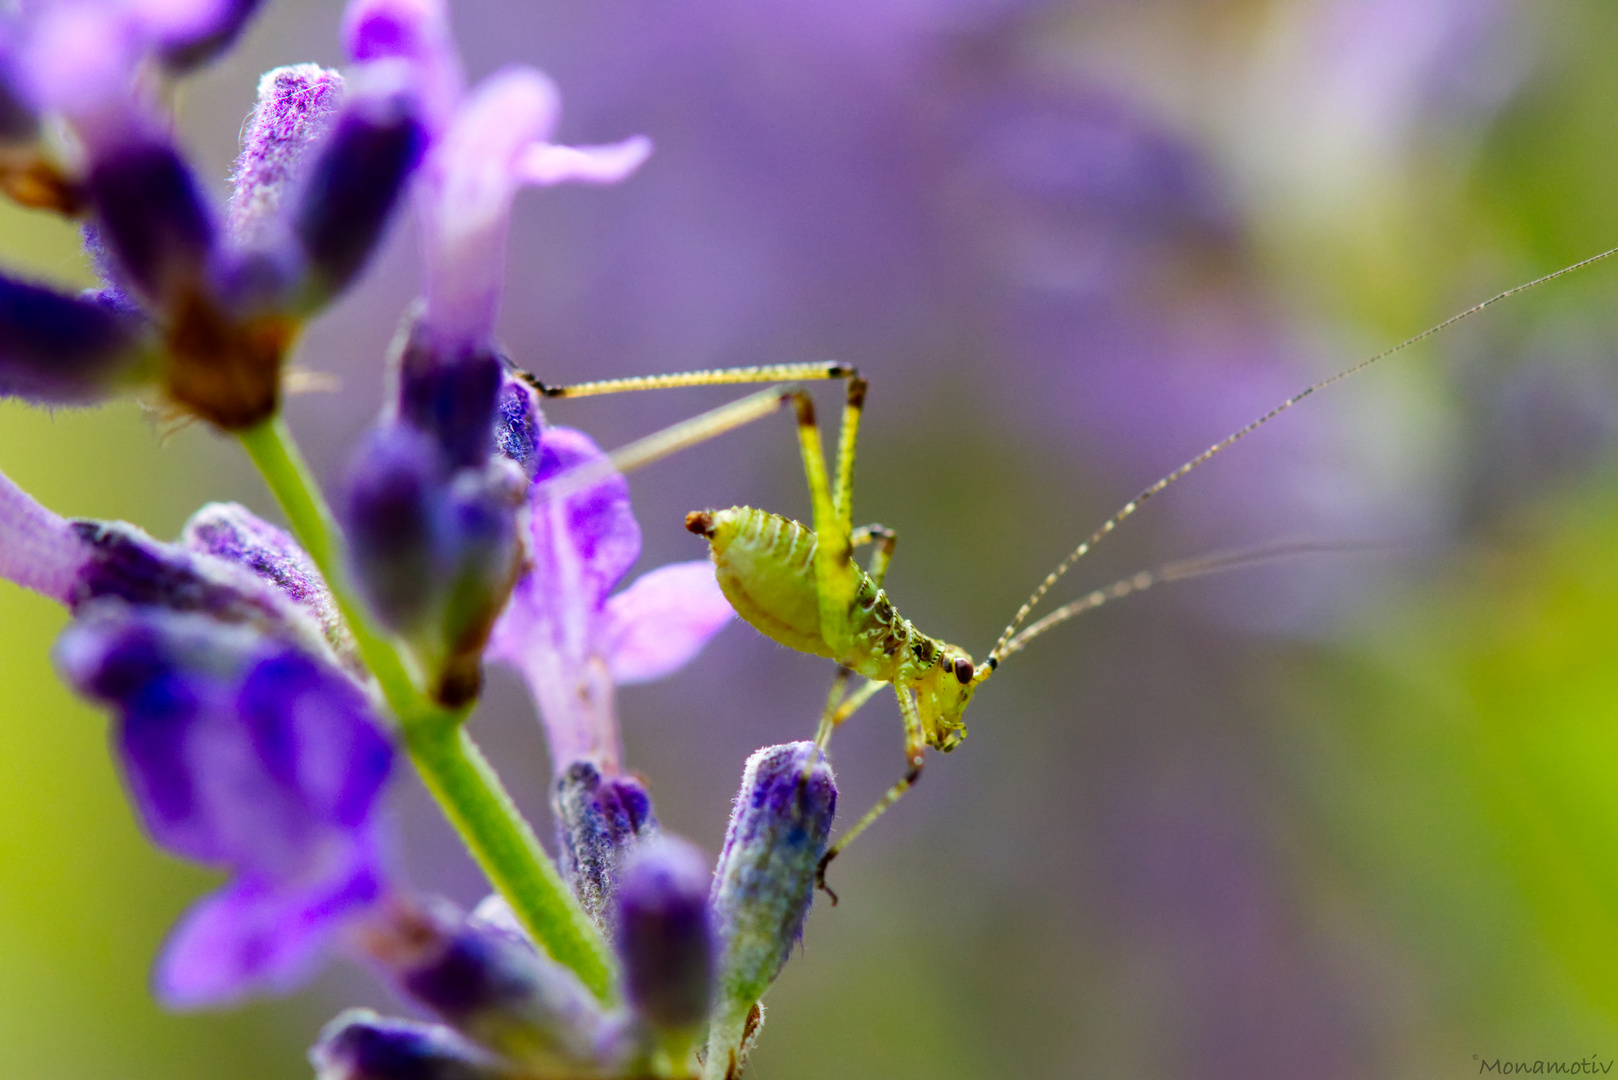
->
5 0 1618 1075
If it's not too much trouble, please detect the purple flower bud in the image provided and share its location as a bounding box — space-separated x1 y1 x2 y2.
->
158 0 266 73
55 605 394 1007
553 760 659 929
614 837 715 1033
359 899 625 1073
86 141 215 309
341 0 462 133
391 317 504 469
341 423 524 704
180 502 360 675
228 64 345 249
0 273 147 404
292 71 426 307
343 423 442 630
706 743 836 1069
311 1010 503 1080
0 467 93 603
492 374 543 479
67 519 334 663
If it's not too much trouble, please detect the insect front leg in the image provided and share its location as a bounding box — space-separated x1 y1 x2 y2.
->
815 682 928 900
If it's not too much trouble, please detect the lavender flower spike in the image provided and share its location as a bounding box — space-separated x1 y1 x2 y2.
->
0 467 93 603
706 743 837 1080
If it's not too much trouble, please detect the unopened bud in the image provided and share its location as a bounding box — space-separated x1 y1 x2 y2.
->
0 275 146 404
292 69 426 306
553 760 659 928
360 899 626 1074
705 742 836 1079
86 142 215 309
310 1009 503 1080
342 423 442 631
229 65 345 249
614 836 714 1033
391 316 504 469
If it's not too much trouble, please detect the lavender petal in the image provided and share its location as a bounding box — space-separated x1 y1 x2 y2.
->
602 560 734 686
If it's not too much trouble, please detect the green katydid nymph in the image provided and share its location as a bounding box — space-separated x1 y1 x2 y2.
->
523 246 1618 894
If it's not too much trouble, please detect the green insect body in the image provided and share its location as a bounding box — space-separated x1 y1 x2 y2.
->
687 505 975 753
527 251 1618 887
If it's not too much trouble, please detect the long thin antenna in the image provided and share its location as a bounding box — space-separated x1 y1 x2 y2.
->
987 245 1618 665
994 539 1390 663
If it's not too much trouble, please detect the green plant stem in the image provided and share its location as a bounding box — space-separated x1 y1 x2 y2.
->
236 415 618 1003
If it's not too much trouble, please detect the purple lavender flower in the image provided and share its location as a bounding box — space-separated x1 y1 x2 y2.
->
1 472 397 1008
0 0 427 427
343 0 647 357
486 425 734 774
56 604 394 1007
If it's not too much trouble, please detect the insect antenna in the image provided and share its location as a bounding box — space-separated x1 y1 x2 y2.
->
985 244 1618 669
994 538 1396 662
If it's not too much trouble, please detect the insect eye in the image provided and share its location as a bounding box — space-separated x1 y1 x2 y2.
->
953 658 973 684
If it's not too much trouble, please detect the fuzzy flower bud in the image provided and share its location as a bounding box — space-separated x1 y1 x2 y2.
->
0 276 148 404
359 898 625 1074
292 65 426 307
311 1010 503 1080
705 743 837 1079
614 837 715 1034
553 760 659 929
86 140 215 309
391 317 505 469
228 64 345 249
180 501 359 674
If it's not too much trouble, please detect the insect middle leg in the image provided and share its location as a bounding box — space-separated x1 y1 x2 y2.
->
816 683 928 899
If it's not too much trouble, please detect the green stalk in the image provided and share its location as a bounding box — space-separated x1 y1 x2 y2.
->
236 416 618 1003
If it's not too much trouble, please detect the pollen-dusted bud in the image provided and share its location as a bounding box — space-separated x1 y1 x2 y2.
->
614 836 715 1033
181 502 359 674
553 760 660 929
86 141 215 309
0 275 147 404
358 899 626 1075
492 374 544 479
705 742 836 1080
310 1009 504 1080
228 64 345 249
292 67 426 307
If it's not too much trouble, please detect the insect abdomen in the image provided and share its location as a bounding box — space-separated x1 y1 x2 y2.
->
695 507 837 659
689 506 918 681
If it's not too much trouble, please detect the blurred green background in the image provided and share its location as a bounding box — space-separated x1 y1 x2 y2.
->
7 0 1618 1076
